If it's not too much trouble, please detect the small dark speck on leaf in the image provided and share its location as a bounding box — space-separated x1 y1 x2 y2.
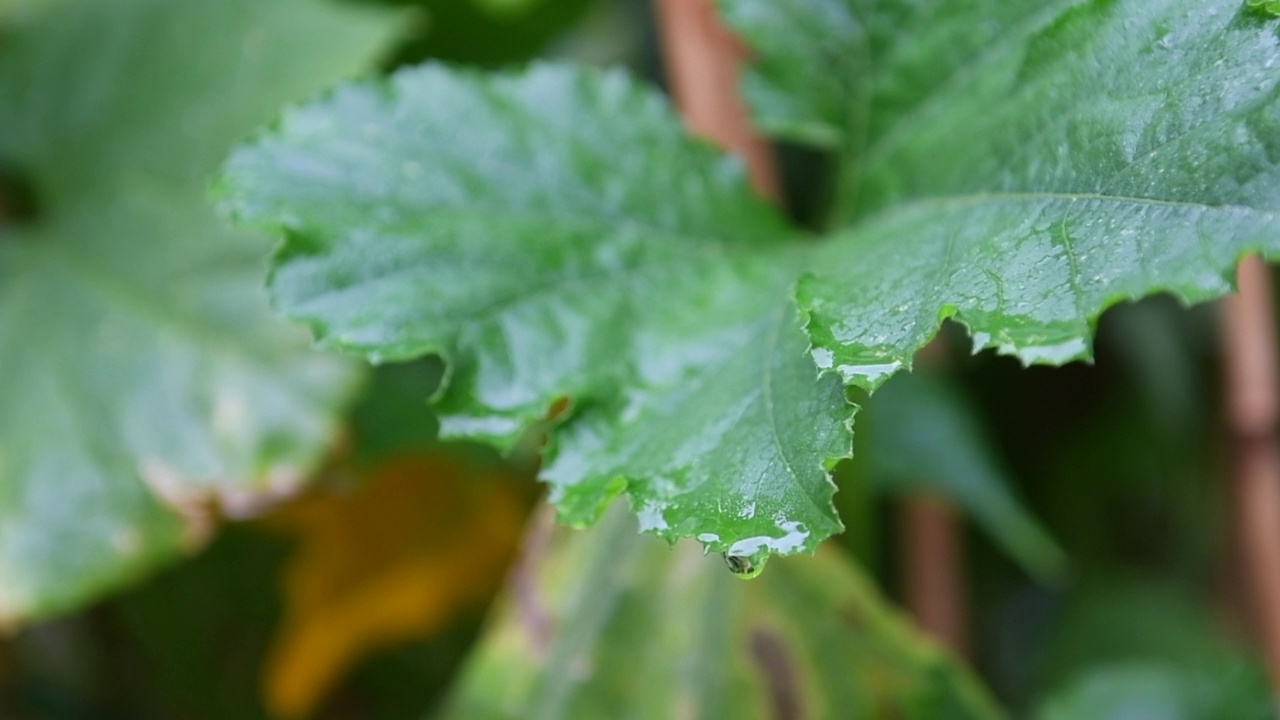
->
838 602 865 627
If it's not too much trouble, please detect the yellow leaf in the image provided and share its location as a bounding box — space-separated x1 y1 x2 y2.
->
260 449 527 718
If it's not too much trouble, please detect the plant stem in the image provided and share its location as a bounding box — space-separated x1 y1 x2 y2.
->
900 493 968 656
652 0 779 200
902 338 968 655
511 504 556 657
1222 254 1280 693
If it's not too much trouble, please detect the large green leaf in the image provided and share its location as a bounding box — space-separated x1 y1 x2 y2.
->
723 0 1280 382
222 0 1280 569
218 64 850 571
440 507 1002 720
0 0 57 19
0 0 397 621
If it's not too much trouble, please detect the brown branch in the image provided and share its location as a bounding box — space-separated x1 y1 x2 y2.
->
900 492 968 656
896 332 968 655
1222 254 1280 692
652 0 779 200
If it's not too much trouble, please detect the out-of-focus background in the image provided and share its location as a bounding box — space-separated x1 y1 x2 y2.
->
1 0 1277 717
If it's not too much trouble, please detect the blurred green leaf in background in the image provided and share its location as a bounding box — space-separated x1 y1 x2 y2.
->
0 0 397 622
855 370 1068 584
443 507 1002 720
360 0 597 67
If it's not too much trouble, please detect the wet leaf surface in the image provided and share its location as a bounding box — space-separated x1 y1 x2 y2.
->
219 65 850 572
222 0 1280 568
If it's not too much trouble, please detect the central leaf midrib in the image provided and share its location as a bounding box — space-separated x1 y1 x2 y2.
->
758 305 838 525
612 305 838 535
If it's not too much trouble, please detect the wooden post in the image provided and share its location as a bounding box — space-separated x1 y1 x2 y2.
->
901 335 967 655
1222 254 1280 694
652 0 779 201
900 494 967 655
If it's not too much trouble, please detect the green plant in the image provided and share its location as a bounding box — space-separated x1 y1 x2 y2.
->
5 0 1280 716
222 0 1280 572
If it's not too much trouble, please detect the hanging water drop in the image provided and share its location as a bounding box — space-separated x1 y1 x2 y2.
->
722 552 764 579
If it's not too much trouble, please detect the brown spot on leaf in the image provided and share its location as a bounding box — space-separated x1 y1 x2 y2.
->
839 602 865 627
139 459 309 549
217 465 307 519
545 396 572 422
750 628 803 720
139 459 218 549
